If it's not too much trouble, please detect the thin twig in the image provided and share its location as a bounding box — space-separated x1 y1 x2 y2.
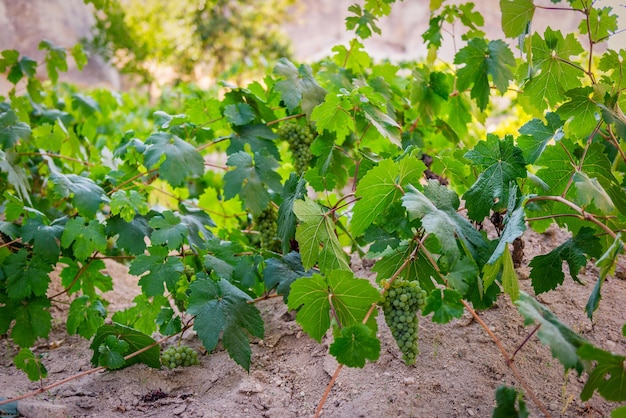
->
461 300 552 417
512 324 541 360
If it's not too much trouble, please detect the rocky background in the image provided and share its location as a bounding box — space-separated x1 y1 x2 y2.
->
2 0 624 94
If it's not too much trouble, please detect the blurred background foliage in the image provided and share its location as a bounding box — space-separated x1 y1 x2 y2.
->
83 0 295 84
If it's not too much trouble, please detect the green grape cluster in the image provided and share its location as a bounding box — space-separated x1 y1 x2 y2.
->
380 279 427 365
161 345 199 369
256 206 280 250
277 121 315 174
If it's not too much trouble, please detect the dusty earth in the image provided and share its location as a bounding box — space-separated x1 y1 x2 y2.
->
1 225 626 418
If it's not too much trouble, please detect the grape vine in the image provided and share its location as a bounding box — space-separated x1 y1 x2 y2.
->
1 0 626 416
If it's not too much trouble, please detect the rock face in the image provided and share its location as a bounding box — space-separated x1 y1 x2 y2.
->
0 0 119 94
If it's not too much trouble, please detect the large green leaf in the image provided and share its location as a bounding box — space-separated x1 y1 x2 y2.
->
523 29 584 111
462 134 526 220
89 323 161 369
579 343 626 402
351 157 425 236
287 271 380 342
516 292 587 374
263 252 313 301
227 124 280 160
106 215 150 255
529 227 601 294
187 277 264 371
67 295 106 339
422 288 464 324
60 217 108 261
329 324 380 368
129 245 184 296
310 93 353 141
492 385 529 418
14 348 48 382
556 87 601 138
143 132 205 187
59 258 112 298
0 109 31 148
293 198 350 272
50 172 109 218
223 151 283 216
0 297 51 348
3 249 52 300
500 0 534 38
273 58 327 118
454 38 515 110
403 181 488 266
517 112 564 164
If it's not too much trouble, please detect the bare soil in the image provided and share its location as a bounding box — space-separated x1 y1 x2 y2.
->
1 226 626 418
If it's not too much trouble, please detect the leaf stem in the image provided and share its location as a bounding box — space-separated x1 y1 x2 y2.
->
49 257 94 299
461 300 552 417
18 152 93 167
511 323 541 360
107 168 158 195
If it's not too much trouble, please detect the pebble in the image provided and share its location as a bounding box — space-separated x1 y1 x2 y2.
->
173 404 187 415
403 377 415 385
238 377 264 394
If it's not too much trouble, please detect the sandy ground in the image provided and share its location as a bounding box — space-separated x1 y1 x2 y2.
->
1 226 626 418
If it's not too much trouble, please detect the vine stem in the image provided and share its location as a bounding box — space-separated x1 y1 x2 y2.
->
0 327 190 407
461 300 552 418
266 113 305 126
526 195 617 239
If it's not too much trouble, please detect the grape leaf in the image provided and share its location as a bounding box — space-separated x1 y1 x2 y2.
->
273 58 326 118
287 271 380 342
499 0 534 38
228 124 280 160
352 157 425 236
1 296 52 348
529 227 601 294
585 233 623 319
178 202 215 250
517 112 564 164
61 217 107 261
403 181 488 266
579 6 618 42
21 216 65 264
556 87 600 137
224 103 255 126
90 323 161 369
579 343 626 402
516 292 587 373
410 68 451 125
49 172 108 218
72 93 100 117
483 243 519 300
462 134 527 221
329 324 381 368
4 249 53 300
0 150 30 203
223 151 283 216
106 215 150 255
311 93 353 141
59 257 112 298
345 3 381 39
599 49 626 89
156 307 182 336
263 252 313 301
149 211 188 250
0 109 31 148
71 43 88 70
129 246 184 296
112 294 169 335
6 55 37 84
293 198 350 272
305 133 352 191
96 335 128 370
331 39 372 73
14 348 47 381
573 171 615 214
187 277 264 371
143 132 205 187
422 288 464 324
67 295 106 339
492 385 529 418
110 190 149 222
613 406 626 418
39 40 67 83
277 173 307 253
454 38 515 111
523 29 584 111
